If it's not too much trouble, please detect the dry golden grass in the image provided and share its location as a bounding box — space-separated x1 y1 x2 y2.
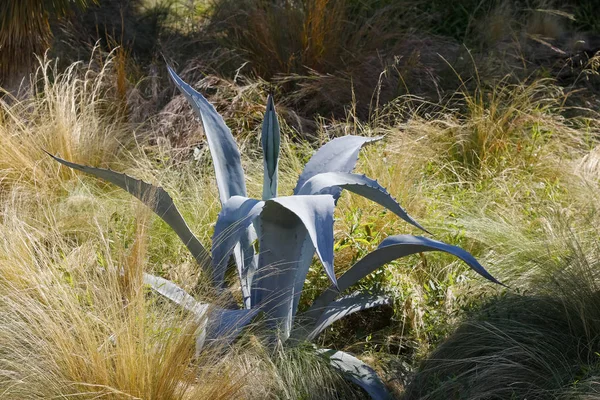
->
0 190 248 399
0 51 130 192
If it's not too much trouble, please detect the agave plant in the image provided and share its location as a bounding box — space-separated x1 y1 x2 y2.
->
48 65 500 399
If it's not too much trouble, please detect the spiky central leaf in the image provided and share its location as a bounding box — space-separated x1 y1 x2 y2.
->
262 95 280 200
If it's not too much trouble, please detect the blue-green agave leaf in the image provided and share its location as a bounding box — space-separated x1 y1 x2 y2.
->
212 196 265 304
261 95 280 200
293 135 383 200
167 66 257 303
250 195 336 339
297 171 429 233
251 201 309 339
317 349 393 400
305 235 501 323
206 307 259 345
167 65 247 204
47 153 211 269
235 229 259 309
302 292 391 341
143 273 257 351
143 273 209 316
271 195 336 288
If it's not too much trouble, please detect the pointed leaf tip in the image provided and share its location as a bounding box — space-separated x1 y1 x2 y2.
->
297 171 429 233
266 94 275 110
166 64 247 204
261 94 280 200
294 135 383 200
46 152 212 272
303 234 502 326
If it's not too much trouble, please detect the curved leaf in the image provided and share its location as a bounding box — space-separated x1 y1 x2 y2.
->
317 349 393 400
297 171 429 233
168 66 258 301
300 292 391 341
271 195 336 288
262 95 280 200
143 273 257 352
251 201 309 339
305 235 501 323
293 135 383 200
47 153 211 269
167 65 246 204
212 196 264 304
143 273 208 317
250 195 336 340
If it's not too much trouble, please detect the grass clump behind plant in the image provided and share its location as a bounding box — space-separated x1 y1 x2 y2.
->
403 236 600 399
0 50 131 192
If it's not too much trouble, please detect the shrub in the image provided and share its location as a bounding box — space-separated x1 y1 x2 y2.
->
48 65 501 399
205 0 460 119
403 291 600 400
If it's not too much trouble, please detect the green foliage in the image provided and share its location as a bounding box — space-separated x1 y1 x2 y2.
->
404 286 600 399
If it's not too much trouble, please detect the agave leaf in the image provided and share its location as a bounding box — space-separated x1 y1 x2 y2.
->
304 235 501 324
293 135 383 200
206 307 259 346
298 292 391 341
262 95 280 200
47 153 211 269
234 228 259 309
167 66 257 298
250 195 336 340
212 196 265 305
297 171 429 233
143 273 257 351
143 272 209 353
317 349 393 400
271 195 336 288
167 65 246 204
291 236 316 325
143 273 209 316
251 201 308 339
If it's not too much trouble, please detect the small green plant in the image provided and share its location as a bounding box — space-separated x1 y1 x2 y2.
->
48 65 501 399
